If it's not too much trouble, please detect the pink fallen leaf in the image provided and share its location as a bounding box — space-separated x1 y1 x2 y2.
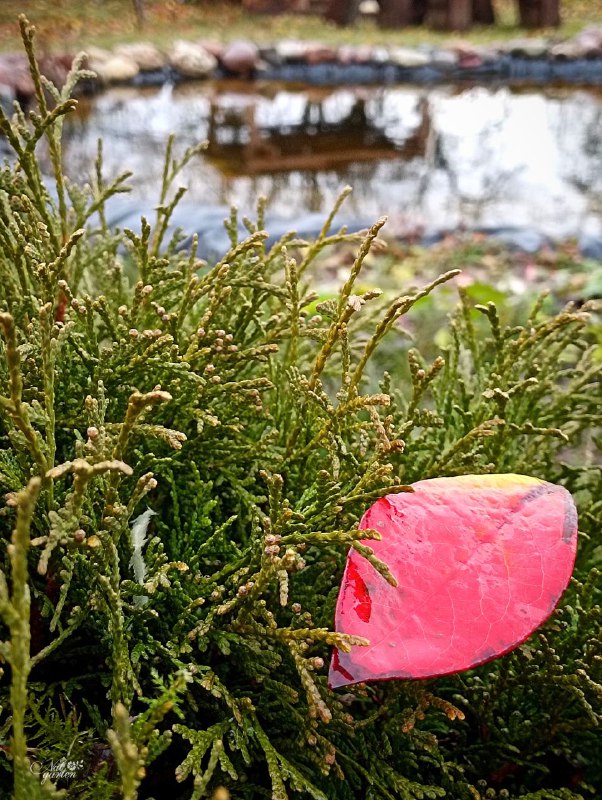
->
329 474 578 688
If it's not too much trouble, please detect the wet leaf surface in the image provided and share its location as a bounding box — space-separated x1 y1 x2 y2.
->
330 474 578 688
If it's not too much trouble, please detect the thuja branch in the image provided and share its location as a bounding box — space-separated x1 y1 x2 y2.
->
101 390 179 538
113 390 176 465
350 270 461 389
308 218 386 392
0 478 41 798
20 15 69 243
0 312 48 474
107 702 146 800
39 304 56 509
38 458 133 575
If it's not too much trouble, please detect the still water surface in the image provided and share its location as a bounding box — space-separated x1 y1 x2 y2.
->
63 81 602 237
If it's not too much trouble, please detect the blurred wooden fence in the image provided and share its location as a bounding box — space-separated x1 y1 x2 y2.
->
241 0 560 30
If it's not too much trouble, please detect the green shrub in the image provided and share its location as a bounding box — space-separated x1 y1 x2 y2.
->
0 18 600 800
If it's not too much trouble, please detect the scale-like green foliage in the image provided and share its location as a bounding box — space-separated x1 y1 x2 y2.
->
0 17 600 800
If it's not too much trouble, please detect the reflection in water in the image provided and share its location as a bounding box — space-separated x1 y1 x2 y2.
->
62 81 602 236
205 92 431 176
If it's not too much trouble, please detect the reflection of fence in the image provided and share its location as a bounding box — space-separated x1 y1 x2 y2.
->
205 95 432 176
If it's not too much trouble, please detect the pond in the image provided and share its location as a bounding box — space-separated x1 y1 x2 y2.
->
61 80 602 239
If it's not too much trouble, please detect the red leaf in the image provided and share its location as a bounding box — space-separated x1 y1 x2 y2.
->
329 474 578 688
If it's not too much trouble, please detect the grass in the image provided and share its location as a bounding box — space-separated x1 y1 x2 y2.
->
1 0 601 54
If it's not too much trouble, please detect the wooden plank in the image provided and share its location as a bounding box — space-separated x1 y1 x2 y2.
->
242 0 310 10
518 0 560 28
427 0 473 31
411 0 429 25
537 0 561 27
472 0 495 24
324 0 362 25
448 0 473 30
378 0 415 28
518 0 539 27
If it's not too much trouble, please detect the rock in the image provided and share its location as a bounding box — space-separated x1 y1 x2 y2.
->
275 40 308 62
304 43 338 64
389 47 429 68
480 46 502 63
169 41 217 79
115 42 166 71
572 26 602 45
549 41 589 60
450 40 480 56
258 45 282 65
338 45 374 64
430 49 459 68
571 27 602 58
84 45 112 65
354 45 375 63
84 47 116 85
584 45 602 59
0 53 35 101
458 53 484 69
506 37 549 58
371 46 390 63
220 40 260 75
93 54 139 84
197 40 225 60
450 42 486 69
337 46 354 65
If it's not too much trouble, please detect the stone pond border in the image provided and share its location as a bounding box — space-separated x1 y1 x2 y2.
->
2 26 602 106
